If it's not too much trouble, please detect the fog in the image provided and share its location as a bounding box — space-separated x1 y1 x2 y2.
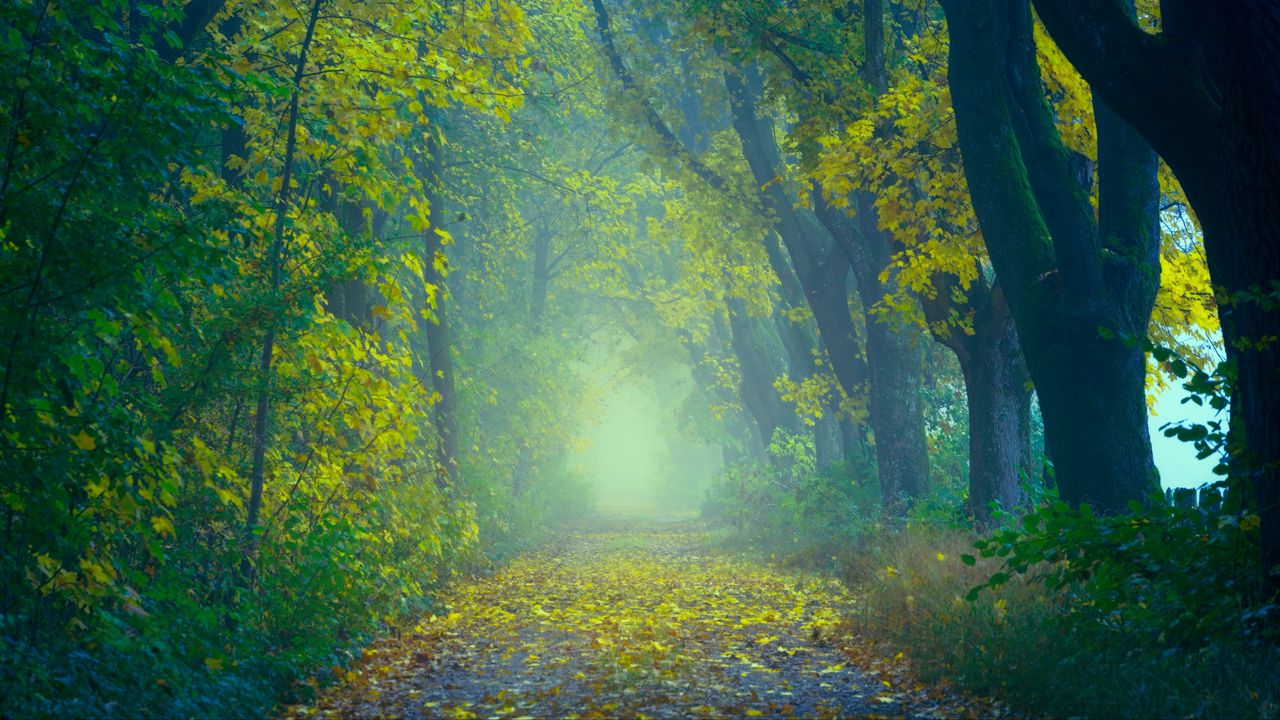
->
575 334 721 516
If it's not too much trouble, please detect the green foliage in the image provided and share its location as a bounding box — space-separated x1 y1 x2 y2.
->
857 523 1280 719
0 0 557 715
702 429 880 563
967 494 1267 642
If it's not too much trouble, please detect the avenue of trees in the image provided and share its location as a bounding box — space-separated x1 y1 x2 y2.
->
0 0 1275 716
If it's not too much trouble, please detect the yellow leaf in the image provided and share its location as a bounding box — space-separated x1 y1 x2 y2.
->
71 430 96 451
204 657 223 671
150 516 175 537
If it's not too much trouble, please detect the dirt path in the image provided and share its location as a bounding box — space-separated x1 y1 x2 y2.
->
286 519 997 719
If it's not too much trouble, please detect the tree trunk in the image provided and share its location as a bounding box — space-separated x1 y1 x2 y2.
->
833 192 930 508
961 291 1032 523
941 0 1159 514
325 189 389 331
1214 3 1280 599
418 124 460 486
862 306 928 506
530 225 550 334
921 276 1032 525
725 299 793 452
685 329 766 463
1029 0 1280 595
813 411 843 471
244 0 324 576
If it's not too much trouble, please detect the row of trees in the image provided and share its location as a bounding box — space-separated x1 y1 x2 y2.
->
1 0 1276 714
583 0 1275 591
0 0 631 713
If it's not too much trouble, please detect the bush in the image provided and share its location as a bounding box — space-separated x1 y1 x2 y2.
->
701 429 882 570
854 500 1278 718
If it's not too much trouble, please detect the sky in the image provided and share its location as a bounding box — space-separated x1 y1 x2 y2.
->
1149 381 1224 490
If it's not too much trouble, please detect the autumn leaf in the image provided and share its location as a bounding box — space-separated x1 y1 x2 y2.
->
71 430 96 451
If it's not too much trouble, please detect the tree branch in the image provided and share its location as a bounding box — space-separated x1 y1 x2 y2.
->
1030 0 1219 176
589 0 731 194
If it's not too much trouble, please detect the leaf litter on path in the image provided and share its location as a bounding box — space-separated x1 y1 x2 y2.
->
284 519 1004 719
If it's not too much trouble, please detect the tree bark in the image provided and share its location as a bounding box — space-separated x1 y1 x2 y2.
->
923 277 1032 524
941 0 1159 514
418 125 460 487
1033 0 1280 598
816 190 931 508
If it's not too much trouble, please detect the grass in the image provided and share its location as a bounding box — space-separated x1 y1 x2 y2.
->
846 524 1280 719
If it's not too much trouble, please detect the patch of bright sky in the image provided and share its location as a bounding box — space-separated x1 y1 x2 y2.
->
1149 380 1225 490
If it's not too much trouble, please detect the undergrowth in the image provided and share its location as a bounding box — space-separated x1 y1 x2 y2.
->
857 503 1278 719
703 418 1278 718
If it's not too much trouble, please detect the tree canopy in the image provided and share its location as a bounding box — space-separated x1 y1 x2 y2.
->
0 0 1275 717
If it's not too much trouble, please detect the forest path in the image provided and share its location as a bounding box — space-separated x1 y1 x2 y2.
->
285 518 995 719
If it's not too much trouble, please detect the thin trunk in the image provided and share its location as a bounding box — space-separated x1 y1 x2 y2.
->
419 127 460 485
684 331 765 464
244 0 324 575
325 188 381 330
530 226 549 334
725 299 792 453
813 412 843 470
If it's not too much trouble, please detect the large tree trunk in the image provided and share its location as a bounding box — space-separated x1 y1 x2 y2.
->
941 0 1159 514
922 276 1032 525
1218 5 1280 598
1029 0 1280 596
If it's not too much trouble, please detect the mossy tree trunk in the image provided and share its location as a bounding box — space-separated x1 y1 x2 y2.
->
941 0 1160 514
1031 0 1280 596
